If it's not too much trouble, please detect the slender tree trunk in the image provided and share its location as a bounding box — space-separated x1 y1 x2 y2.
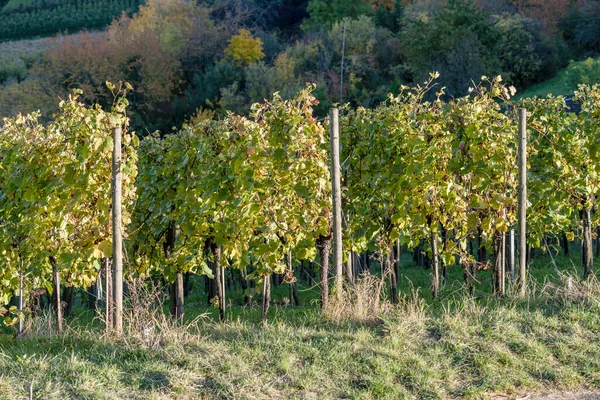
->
582 206 594 279
463 264 472 296
594 226 600 257
317 236 332 311
470 239 478 294
307 260 314 283
88 278 99 314
477 231 487 264
63 286 74 318
346 251 354 285
413 245 421 266
291 282 300 307
205 240 217 304
171 272 184 321
164 223 184 320
240 267 251 306
423 250 431 270
261 274 271 322
183 272 191 297
561 232 569 255
287 250 300 307
595 227 600 259
387 248 398 303
493 231 505 297
441 227 448 284
50 257 63 334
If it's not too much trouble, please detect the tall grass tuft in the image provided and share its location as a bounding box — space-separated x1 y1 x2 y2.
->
118 278 208 349
324 272 391 323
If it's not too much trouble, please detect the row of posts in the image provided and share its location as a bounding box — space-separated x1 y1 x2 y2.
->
327 107 529 297
13 106 527 336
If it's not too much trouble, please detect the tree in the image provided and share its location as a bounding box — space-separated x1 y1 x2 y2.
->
225 29 265 66
401 0 500 97
302 0 373 30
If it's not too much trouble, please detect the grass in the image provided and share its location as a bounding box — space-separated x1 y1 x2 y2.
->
1 248 600 399
512 56 600 100
2 0 34 12
514 67 574 100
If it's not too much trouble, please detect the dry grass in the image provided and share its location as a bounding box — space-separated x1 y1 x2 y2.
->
3 270 600 399
541 272 600 306
324 272 391 323
113 278 209 349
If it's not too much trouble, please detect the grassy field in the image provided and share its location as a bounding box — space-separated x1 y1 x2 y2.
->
514 67 574 100
2 0 33 12
1 249 599 399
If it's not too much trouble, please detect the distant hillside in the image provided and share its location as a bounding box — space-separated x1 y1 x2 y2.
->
0 0 144 41
515 57 600 100
2 0 35 12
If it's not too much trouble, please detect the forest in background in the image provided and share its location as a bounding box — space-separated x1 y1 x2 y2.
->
1 0 600 134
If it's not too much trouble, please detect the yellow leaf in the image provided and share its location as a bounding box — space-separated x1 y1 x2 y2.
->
98 239 113 258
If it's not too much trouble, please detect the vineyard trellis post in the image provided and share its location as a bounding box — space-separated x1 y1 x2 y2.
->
104 258 112 333
518 108 527 296
17 256 23 336
347 252 354 284
509 229 515 281
330 108 343 297
112 125 123 334
51 257 62 334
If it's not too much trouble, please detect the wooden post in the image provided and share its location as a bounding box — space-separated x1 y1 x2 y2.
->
261 274 271 322
431 229 440 299
112 126 123 334
51 258 62 334
346 251 354 285
288 251 294 307
318 237 331 311
493 231 505 297
329 108 343 297
388 248 398 303
175 272 184 320
17 256 23 336
396 238 401 282
517 108 527 296
213 244 225 322
500 210 506 296
509 229 515 281
221 265 226 315
582 206 593 279
104 258 112 333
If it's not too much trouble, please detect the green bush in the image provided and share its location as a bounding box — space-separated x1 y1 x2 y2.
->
566 57 600 87
0 55 26 84
302 0 372 31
